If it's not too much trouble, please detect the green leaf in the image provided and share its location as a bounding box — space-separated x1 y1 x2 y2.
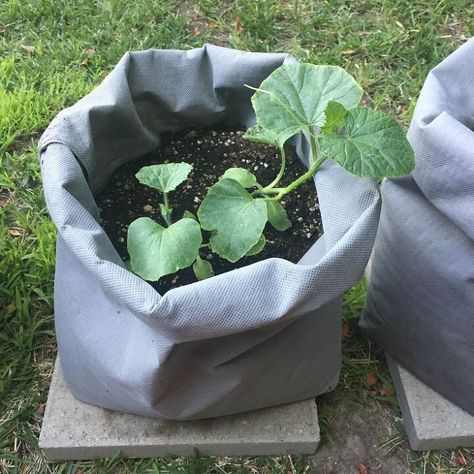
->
222 167 258 188
321 101 348 135
198 178 268 262
243 124 285 148
193 255 214 280
245 233 266 256
136 163 192 193
252 63 363 145
319 107 415 178
267 201 291 231
127 217 201 281
183 210 197 220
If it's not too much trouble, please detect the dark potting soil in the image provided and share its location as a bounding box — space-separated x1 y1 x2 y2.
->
96 128 323 294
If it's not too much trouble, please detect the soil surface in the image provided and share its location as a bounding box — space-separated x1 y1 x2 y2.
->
96 128 322 293
313 396 411 474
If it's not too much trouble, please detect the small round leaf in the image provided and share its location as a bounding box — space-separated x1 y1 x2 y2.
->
136 163 192 193
193 256 214 280
267 201 291 231
222 168 258 188
245 233 266 256
198 179 267 262
321 101 348 135
127 217 202 281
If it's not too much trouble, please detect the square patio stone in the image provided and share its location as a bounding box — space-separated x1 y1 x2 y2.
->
365 263 474 451
387 356 474 451
39 359 320 460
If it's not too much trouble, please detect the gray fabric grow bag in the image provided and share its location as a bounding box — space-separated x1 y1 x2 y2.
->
361 39 474 415
40 44 381 420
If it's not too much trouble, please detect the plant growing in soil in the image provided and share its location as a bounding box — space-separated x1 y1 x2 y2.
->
127 63 415 282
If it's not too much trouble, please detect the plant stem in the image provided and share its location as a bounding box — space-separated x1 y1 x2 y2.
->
259 134 324 201
161 192 172 227
264 147 286 189
258 187 285 194
163 213 172 227
308 126 318 164
251 147 287 197
266 160 322 200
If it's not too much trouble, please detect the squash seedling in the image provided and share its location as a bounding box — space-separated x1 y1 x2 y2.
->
127 63 415 283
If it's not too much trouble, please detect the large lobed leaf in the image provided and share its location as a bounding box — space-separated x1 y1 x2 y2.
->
198 178 267 262
127 217 202 281
252 63 363 146
243 124 285 148
319 106 415 178
136 163 192 193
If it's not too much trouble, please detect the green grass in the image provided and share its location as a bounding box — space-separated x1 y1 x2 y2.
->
0 0 472 472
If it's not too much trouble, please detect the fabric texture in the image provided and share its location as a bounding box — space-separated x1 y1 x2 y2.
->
361 39 474 415
40 44 380 420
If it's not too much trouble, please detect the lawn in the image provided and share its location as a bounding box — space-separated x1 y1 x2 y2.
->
0 1 472 472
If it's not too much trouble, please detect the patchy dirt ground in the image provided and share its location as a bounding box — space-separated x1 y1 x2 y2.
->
313 396 411 474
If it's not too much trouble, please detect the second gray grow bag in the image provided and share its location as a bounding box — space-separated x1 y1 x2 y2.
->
40 44 381 420
361 39 474 416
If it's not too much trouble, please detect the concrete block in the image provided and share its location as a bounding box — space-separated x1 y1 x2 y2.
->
40 359 320 460
387 355 474 451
